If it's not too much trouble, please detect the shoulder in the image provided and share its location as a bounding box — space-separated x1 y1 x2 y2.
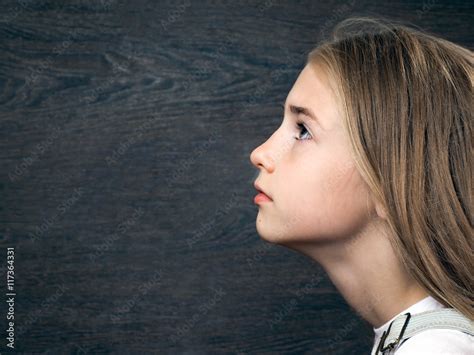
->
395 329 473 355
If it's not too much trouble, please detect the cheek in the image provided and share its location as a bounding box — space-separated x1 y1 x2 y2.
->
281 155 328 221
321 159 372 236
287 149 353 206
283 149 371 238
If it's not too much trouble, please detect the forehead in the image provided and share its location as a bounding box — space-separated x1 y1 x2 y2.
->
285 63 339 129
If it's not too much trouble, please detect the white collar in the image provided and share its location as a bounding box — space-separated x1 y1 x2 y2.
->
373 295 447 346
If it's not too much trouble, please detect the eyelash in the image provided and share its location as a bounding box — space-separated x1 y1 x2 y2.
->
295 121 312 141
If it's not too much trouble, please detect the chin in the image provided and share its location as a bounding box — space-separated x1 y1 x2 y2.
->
255 220 284 244
255 226 276 244
256 225 298 246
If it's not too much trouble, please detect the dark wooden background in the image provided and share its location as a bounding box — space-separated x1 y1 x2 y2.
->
0 0 472 353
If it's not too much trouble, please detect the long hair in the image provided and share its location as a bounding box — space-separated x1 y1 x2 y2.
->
307 17 473 320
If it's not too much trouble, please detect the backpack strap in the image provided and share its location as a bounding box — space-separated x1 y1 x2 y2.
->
375 308 474 354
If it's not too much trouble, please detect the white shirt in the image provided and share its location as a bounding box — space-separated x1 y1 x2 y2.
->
370 295 473 354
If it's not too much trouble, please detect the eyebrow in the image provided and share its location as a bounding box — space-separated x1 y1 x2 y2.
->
282 102 325 130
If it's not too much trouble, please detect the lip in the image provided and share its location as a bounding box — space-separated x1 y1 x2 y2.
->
253 181 273 203
254 192 272 204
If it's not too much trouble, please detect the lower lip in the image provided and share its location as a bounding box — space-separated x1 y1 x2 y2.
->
254 192 272 204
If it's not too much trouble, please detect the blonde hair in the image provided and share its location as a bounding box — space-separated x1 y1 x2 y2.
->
307 17 473 320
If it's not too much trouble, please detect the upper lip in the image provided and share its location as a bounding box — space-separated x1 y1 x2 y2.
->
254 181 272 200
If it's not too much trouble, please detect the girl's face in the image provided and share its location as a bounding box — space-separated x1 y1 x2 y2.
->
250 63 375 246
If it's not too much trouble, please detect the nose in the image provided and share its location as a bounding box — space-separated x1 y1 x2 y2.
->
250 135 276 173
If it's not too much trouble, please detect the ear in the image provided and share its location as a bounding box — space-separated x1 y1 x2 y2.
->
365 187 387 221
375 201 388 220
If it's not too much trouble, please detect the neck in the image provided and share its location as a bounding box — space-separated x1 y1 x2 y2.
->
281 218 430 328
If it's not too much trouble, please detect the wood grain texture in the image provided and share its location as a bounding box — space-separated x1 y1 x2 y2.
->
0 0 472 353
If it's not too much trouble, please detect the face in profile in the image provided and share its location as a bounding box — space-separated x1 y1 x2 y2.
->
250 63 376 248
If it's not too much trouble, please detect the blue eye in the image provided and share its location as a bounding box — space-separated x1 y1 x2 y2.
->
295 122 312 141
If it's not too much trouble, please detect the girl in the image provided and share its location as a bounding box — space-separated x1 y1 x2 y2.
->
250 17 473 354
